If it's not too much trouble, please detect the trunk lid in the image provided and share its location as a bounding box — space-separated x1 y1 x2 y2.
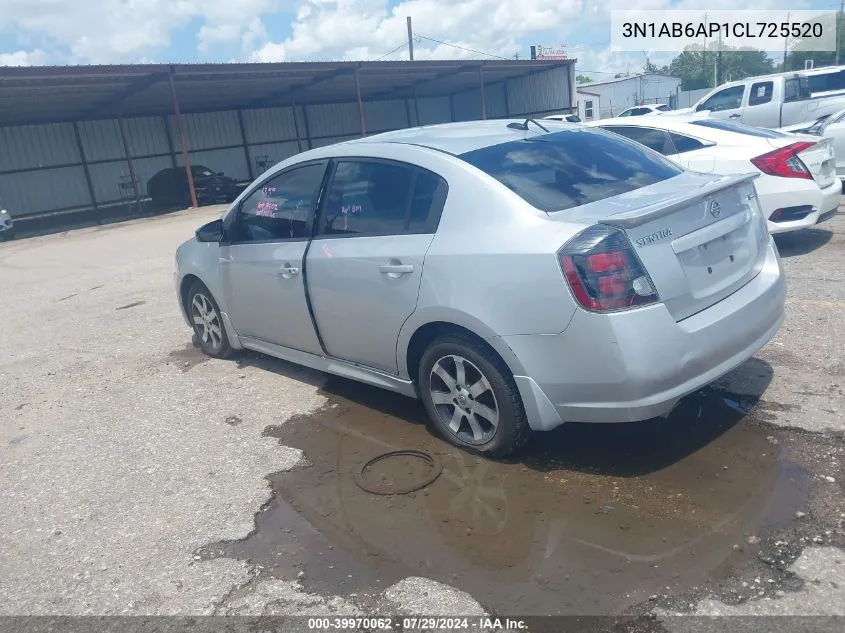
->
563 172 768 322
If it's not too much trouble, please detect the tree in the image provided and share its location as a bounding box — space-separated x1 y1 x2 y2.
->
576 74 593 84
668 44 774 90
781 13 845 71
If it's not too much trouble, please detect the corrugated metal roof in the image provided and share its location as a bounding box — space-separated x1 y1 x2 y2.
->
0 59 574 126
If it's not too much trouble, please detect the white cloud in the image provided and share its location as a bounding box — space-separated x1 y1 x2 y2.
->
0 0 285 63
0 0 816 72
248 0 584 63
0 48 49 66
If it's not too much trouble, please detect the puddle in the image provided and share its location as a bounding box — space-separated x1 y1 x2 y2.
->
200 380 813 615
167 344 210 373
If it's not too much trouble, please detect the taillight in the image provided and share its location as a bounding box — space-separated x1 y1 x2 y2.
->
750 142 814 179
557 225 659 312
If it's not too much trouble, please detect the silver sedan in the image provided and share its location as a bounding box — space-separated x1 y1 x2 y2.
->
175 120 786 456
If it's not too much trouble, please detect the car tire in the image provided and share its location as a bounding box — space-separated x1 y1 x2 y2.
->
418 333 530 457
187 281 232 359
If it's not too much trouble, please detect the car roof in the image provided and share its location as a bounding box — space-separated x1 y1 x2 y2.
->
588 115 794 144
339 119 575 155
589 115 706 130
586 115 747 142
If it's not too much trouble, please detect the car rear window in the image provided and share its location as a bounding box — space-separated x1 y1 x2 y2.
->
656 105 671 111
690 119 785 138
457 129 682 213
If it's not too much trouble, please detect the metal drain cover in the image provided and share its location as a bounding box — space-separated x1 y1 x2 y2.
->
354 450 442 495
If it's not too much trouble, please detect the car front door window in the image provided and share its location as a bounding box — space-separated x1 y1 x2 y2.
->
234 163 327 242
698 86 744 112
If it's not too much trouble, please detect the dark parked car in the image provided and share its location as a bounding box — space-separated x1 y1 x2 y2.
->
147 166 249 207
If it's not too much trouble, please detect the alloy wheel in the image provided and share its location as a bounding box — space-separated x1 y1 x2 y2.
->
191 292 223 350
429 355 499 445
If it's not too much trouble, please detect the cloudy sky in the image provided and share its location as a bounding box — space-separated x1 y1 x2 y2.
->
0 0 835 78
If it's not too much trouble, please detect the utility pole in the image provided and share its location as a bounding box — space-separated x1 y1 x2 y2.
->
406 16 414 61
783 12 790 70
702 12 708 80
837 0 843 65
716 29 722 87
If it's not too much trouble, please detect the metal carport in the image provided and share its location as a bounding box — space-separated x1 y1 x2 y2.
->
0 59 575 222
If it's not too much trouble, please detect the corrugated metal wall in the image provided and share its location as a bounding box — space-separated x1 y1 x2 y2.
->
0 64 573 218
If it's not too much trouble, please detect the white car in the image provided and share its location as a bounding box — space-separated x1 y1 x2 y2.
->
587 116 839 234
778 107 845 184
0 208 13 240
617 104 671 117
543 113 581 123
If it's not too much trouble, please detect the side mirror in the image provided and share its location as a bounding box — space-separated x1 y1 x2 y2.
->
196 219 224 243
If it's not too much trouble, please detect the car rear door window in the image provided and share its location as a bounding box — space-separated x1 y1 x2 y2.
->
785 76 810 102
233 162 327 242
458 128 682 213
318 160 446 236
667 132 710 154
599 125 674 155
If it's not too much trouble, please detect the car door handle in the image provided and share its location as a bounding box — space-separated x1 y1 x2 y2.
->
729 114 741 119
379 264 414 276
278 264 300 278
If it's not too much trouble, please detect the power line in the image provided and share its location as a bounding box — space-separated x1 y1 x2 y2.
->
374 41 409 61
413 34 510 60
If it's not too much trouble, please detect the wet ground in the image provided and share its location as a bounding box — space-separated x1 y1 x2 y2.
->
2 204 843 622
198 365 845 617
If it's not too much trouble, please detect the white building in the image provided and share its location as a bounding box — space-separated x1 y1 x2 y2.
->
575 73 681 120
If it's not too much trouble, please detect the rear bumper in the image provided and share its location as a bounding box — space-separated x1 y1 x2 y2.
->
510 237 785 430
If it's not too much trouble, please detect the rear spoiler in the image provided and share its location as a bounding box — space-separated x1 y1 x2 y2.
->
602 173 759 229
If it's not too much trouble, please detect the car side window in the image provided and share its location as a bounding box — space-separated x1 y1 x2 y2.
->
618 109 632 117
697 85 744 112
601 126 674 155
667 132 709 154
233 162 327 242
785 77 810 102
748 81 774 106
318 160 446 236
408 169 448 233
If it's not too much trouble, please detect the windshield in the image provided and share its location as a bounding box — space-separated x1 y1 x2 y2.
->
690 119 785 139
458 128 682 213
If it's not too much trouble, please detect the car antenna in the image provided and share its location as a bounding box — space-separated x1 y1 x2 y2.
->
507 118 550 133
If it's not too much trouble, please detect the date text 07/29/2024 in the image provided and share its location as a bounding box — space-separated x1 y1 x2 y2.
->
306 617 528 631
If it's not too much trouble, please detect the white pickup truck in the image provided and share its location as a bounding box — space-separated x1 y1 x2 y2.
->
677 71 845 129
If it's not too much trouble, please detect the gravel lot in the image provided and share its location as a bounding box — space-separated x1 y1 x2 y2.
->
0 204 843 622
